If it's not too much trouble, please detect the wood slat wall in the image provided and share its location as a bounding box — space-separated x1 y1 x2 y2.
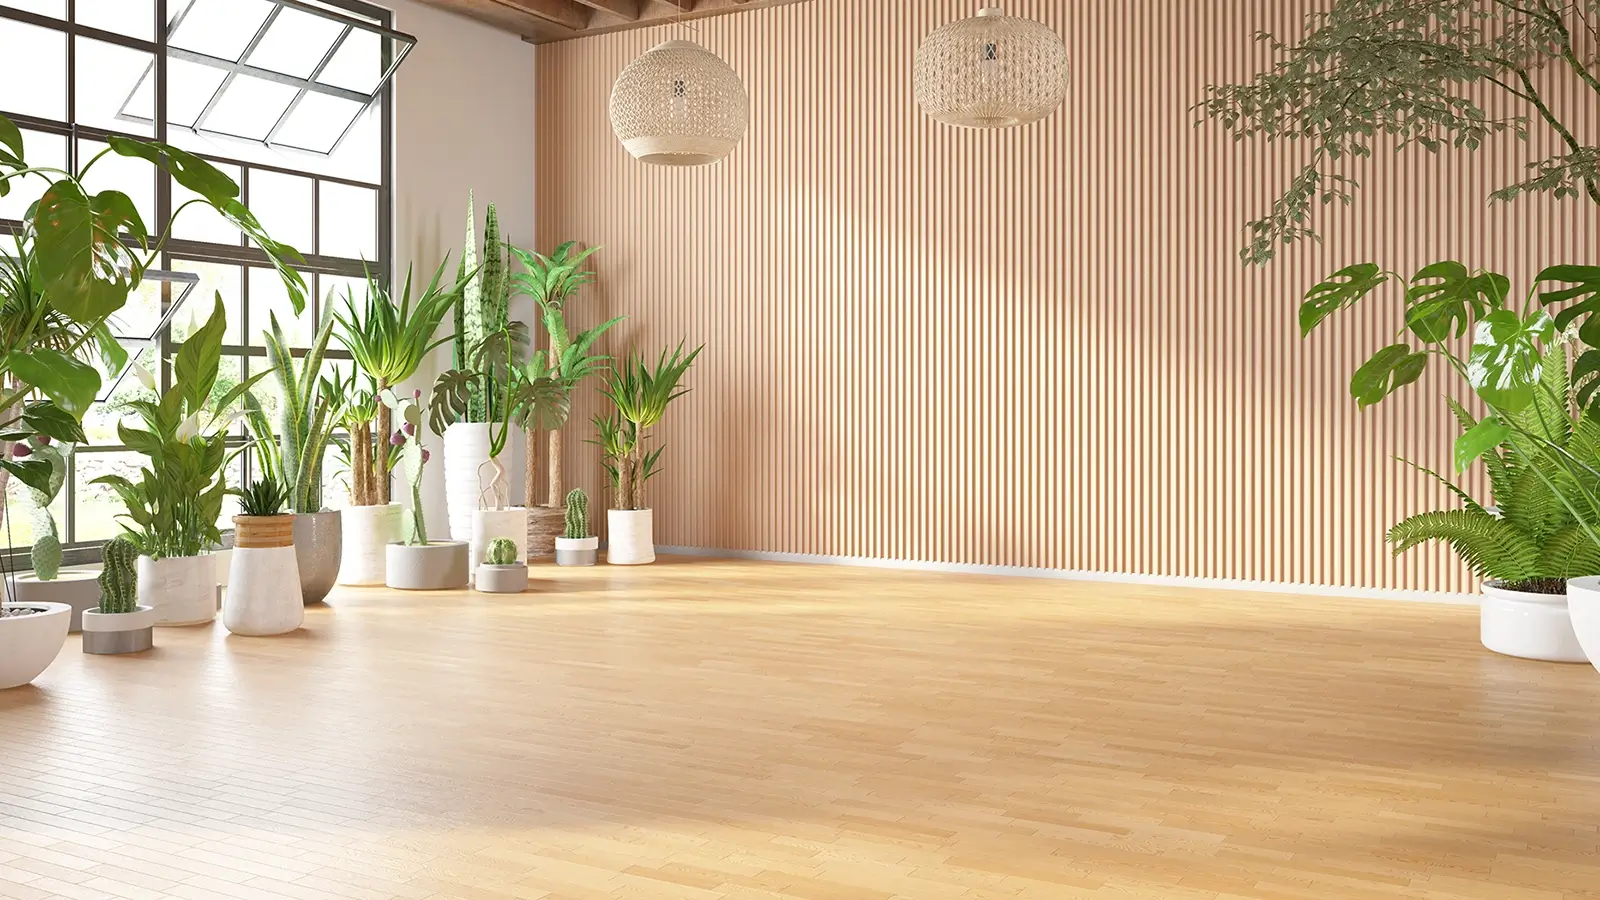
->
533 0 1599 593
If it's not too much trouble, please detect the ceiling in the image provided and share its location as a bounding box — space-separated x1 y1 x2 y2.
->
417 0 808 44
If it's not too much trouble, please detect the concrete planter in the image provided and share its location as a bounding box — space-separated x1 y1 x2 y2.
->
607 509 655 565
444 423 492 541
81 605 156 655
10 571 99 633
339 503 403 585
1481 581 1587 663
475 564 528 594
140 554 217 626
293 510 342 604
471 507 528 579
556 536 599 567
386 542 470 591
0 602 70 689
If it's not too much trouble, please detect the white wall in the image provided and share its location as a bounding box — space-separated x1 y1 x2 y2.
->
387 0 537 537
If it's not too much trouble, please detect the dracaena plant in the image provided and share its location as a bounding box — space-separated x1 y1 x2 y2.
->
591 343 702 511
243 312 344 514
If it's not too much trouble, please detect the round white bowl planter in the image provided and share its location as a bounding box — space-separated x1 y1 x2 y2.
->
81 605 156 655
476 563 528 594
471 508 527 582
1564 576 1600 674
443 423 492 541
339 503 403 585
556 536 599 567
10 571 99 633
607 509 655 565
1480 581 1588 663
386 542 470 591
140 555 218 626
0 602 70 689
225 515 305 636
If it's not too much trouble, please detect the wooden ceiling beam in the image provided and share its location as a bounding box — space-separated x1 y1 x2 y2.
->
571 0 640 19
420 0 807 43
414 0 576 40
494 0 589 30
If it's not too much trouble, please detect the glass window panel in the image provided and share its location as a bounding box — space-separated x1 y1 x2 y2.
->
249 266 312 347
0 0 64 17
247 7 345 80
77 0 155 40
165 58 229 129
171 160 242 244
201 74 298 141
318 182 376 261
0 19 66 120
320 274 368 324
316 27 386 94
107 278 167 346
168 0 275 64
2 456 68 552
76 139 156 237
272 93 364 155
247 169 314 253
220 443 244 527
73 451 142 543
75 38 156 136
168 260 243 343
0 130 66 221
166 97 381 183
83 345 157 447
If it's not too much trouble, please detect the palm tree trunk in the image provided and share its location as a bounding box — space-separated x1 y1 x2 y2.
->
524 425 538 508
546 426 563 507
351 422 371 506
375 379 392 504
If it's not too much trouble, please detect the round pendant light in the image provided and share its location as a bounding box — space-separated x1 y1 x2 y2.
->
914 7 1069 129
609 40 749 167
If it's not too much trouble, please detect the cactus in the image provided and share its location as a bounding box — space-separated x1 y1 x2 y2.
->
485 537 518 566
32 533 61 582
564 488 590 540
24 443 68 581
98 536 139 614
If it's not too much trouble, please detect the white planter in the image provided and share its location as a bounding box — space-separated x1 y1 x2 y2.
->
0 602 70 689
11 571 100 633
1564 576 1600 674
224 546 305 636
386 542 470 590
471 507 528 576
81 605 156 655
339 503 403 585
1481 581 1588 663
607 509 655 565
556 536 599 567
140 555 219 626
476 564 528 594
443 423 493 542
211 548 232 609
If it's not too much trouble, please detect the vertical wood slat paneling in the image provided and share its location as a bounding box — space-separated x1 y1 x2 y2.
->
534 0 1599 593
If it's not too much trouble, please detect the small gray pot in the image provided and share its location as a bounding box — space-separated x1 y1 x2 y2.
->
555 536 599 567
293 510 343 604
475 564 528 594
11 572 100 633
386 542 469 591
81 605 156 655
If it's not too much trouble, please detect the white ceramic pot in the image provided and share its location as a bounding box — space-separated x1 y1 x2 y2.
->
443 423 492 542
1481 581 1588 663
224 546 305 636
556 536 599 567
11 571 100 633
339 503 403 585
471 507 528 576
607 509 655 565
140 554 219 626
386 542 470 590
81 605 157 655
1564 576 1600 674
0 602 70 689
475 564 528 594
211 548 232 609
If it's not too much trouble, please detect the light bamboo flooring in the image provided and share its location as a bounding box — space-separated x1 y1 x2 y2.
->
2 558 1599 900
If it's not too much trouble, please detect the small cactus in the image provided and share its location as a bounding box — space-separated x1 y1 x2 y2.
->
98 536 139 614
563 488 589 540
32 533 61 581
485 537 518 566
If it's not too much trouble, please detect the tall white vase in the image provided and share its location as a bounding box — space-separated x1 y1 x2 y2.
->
607 509 655 565
139 555 217 626
224 546 304 636
1565 577 1600 675
339 503 404 585
443 423 492 542
471 507 528 575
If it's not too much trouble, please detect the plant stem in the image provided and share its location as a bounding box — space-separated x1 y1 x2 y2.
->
1514 67 1600 205
375 378 391 503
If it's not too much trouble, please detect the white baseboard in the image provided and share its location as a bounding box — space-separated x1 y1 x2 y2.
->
655 545 1480 606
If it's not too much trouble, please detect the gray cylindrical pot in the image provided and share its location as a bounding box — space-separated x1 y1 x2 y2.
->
81 605 156 655
11 572 100 633
293 510 343 604
555 536 599 567
385 542 470 591
475 564 528 593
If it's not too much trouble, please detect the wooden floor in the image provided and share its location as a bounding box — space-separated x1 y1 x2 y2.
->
2 558 1599 900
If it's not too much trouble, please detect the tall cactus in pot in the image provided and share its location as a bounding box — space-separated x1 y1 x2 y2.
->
97 536 139 614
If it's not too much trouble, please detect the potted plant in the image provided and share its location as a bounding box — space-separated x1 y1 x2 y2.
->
510 241 624 557
81 536 155 654
592 343 702 565
244 312 344 603
221 477 303 635
476 537 527 593
385 390 469 590
10 438 98 632
555 489 598 566
331 258 469 585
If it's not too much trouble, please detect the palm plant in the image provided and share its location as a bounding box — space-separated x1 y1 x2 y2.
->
243 312 344 513
592 343 701 510
330 259 470 506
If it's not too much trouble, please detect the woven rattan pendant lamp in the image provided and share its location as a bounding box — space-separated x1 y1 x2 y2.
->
914 7 1069 128
609 39 749 166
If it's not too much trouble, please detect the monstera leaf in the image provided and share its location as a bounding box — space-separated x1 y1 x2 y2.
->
1468 309 1555 412
30 181 147 322
1300 263 1388 336
1538 265 1600 347
1404 261 1509 344
4 348 101 416
1350 343 1428 408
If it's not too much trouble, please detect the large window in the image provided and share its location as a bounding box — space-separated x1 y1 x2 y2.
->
0 0 403 560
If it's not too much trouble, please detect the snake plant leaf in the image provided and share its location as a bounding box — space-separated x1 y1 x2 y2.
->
21 400 87 444
1404 261 1508 344
1300 263 1387 336
0 457 53 495
1455 415 1512 473
1467 309 1555 412
1537 265 1600 347
5 347 101 416
1349 343 1427 408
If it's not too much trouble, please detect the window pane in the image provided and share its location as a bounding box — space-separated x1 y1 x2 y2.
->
317 28 397 95
273 93 364 155
220 444 244 527
202 75 298 141
249 266 312 347
85 345 157 443
320 274 368 324
0 18 66 120
0 130 66 221
73 451 143 543
75 38 156 136
0 0 64 18
169 260 243 343
77 0 155 41
165 58 229 129
248 169 314 253
168 0 275 63
248 6 345 80
77 139 156 241
171 161 242 244
318 182 376 261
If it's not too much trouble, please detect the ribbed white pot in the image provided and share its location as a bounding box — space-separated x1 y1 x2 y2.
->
607 509 655 565
339 503 404 585
140 555 217 626
0 602 70 689
224 546 305 636
1563 576 1600 675
443 423 492 542
471 507 528 574
1481 581 1588 663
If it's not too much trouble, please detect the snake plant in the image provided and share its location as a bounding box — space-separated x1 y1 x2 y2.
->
243 312 343 514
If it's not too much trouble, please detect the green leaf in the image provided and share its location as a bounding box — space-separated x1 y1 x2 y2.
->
0 458 53 495
173 293 227 415
1537 265 1600 347
0 113 23 163
107 136 239 205
30 180 137 322
1455 416 1512 473
5 348 101 416
1350 343 1427 408
1404 261 1508 343
21 401 87 444
1573 348 1600 418
1300 263 1387 336
1468 309 1555 412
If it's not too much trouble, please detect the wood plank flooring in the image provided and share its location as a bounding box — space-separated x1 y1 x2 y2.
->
2 557 1599 900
